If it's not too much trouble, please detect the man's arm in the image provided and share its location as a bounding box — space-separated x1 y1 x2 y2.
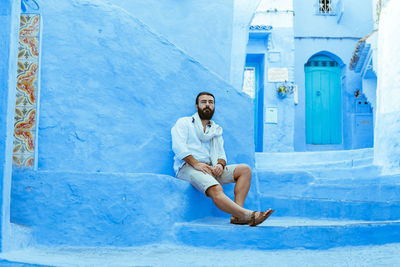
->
211 135 227 176
171 119 191 160
183 155 213 175
172 118 213 175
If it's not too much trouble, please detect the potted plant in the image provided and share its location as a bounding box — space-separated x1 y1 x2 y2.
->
277 84 289 99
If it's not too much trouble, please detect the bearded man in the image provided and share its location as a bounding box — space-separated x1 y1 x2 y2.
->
171 92 274 226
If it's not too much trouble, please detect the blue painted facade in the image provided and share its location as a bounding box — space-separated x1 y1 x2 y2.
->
2 0 400 261
373 0 400 173
0 0 20 252
33 0 253 175
246 4 296 152
244 0 374 152
293 0 374 151
5 0 256 248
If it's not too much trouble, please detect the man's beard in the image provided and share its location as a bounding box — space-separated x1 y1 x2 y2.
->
198 107 214 120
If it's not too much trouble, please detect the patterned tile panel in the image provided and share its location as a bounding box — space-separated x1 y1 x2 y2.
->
13 14 40 168
19 14 40 37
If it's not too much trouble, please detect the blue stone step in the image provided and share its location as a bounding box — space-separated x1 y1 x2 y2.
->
256 148 373 170
0 260 49 267
259 195 400 221
3 243 400 266
256 165 381 180
306 165 381 179
173 216 400 250
314 174 400 185
257 157 374 171
256 170 400 220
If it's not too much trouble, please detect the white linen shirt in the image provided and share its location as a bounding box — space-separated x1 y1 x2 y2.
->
171 116 227 175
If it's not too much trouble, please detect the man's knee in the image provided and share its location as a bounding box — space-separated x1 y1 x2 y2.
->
206 184 223 198
234 164 252 180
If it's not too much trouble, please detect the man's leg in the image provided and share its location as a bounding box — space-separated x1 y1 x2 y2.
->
233 164 252 207
206 184 251 220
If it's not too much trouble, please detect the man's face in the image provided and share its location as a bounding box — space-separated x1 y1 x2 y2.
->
196 94 215 120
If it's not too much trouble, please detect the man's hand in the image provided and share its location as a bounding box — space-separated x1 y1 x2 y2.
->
212 163 224 177
193 162 213 175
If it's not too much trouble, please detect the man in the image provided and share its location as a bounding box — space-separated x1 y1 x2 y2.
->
171 92 274 226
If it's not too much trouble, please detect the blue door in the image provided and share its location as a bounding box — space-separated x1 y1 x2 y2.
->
305 56 341 144
243 55 264 152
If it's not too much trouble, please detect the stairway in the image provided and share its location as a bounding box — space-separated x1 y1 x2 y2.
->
173 148 400 249
3 149 400 266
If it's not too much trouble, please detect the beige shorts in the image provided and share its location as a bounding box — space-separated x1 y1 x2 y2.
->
177 163 238 195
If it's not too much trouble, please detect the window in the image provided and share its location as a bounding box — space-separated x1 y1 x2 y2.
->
319 0 333 14
242 67 256 99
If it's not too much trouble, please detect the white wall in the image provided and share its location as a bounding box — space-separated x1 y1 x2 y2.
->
374 0 400 172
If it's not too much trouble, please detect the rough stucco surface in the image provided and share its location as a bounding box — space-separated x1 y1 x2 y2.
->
263 27 295 152
4 244 400 267
110 0 234 82
374 0 400 172
0 2 11 252
10 170 215 246
230 0 261 90
10 169 260 246
1 0 20 252
35 0 253 175
294 0 373 38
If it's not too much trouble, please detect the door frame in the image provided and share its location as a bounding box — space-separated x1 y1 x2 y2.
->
245 54 265 152
305 55 343 148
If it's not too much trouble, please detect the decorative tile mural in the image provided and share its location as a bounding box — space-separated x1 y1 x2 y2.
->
13 14 40 168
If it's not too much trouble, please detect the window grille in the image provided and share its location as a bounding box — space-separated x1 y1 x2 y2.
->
319 0 333 14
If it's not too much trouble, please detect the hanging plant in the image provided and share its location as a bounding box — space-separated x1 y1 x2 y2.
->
277 84 289 99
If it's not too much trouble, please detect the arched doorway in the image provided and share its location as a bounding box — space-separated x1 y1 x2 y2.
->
305 55 342 144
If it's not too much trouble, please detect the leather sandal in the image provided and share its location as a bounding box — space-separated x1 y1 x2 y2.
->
248 209 275 227
230 216 248 225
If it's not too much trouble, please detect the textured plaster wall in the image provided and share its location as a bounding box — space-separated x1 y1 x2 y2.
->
8 0 255 247
33 0 253 175
11 170 259 246
11 170 209 246
293 0 373 151
230 0 261 90
247 1 295 152
112 0 234 82
0 0 19 251
374 0 400 172
263 27 295 152
362 78 377 111
294 0 373 38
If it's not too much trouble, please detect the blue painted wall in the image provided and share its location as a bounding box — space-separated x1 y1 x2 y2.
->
0 0 19 251
293 0 373 151
374 0 400 173
113 0 234 82
262 27 295 152
294 0 373 38
33 0 253 175
11 170 212 246
246 9 296 152
7 0 255 247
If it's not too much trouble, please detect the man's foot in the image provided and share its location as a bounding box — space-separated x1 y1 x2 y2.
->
230 215 248 225
248 209 274 227
230 209 275 226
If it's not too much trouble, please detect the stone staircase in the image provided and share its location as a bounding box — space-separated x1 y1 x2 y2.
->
3 148 400 265
171 148 400 250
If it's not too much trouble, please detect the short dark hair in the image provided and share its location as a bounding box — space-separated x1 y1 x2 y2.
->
196 92 215 105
